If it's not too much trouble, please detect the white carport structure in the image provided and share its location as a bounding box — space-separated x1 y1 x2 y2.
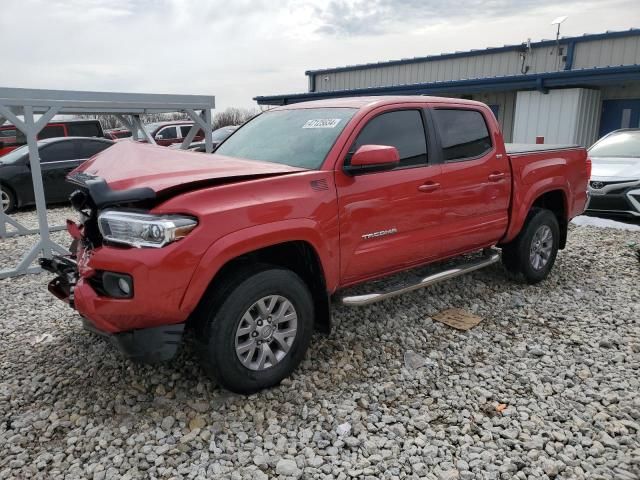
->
0 87 215 279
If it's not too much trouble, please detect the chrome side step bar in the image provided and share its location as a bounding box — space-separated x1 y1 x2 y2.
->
342 251 501 307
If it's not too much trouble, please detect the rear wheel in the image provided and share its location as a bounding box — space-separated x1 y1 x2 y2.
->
501 208 559 284
196 266 314 394
1 185 16 214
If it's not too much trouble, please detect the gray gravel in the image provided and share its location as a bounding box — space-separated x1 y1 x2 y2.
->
1 207 639 479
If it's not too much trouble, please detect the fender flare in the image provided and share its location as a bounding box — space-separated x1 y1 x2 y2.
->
178 218 338 315
502 176 571 244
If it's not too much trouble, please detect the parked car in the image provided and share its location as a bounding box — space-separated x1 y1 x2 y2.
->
0 137 113 213
586 129 640 218
0 119 105 157
104 128 132 140
170 125 239 152
143 121 203 147
0 124 18 157
41 96 589 393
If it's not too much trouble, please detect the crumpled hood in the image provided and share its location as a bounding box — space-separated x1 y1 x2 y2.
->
70 141 306 193
590 156 640 180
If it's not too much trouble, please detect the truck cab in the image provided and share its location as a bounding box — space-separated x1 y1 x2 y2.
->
0 119 104 157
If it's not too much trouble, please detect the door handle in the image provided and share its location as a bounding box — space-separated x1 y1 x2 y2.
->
488 172 505 182
418 182 440 193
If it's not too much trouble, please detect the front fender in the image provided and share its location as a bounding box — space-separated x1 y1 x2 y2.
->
178 218 338 315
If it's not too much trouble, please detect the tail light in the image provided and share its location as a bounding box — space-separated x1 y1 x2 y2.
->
586 156 592 179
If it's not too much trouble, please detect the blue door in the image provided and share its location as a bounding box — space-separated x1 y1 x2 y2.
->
599 99 640 137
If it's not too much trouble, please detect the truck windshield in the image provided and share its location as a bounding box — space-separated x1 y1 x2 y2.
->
589 131 640 158
215 108 356 169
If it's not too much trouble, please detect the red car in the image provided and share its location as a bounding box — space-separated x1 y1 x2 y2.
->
42 96 589 393
0 119 104 157
143 121 203 146
104 128 132 140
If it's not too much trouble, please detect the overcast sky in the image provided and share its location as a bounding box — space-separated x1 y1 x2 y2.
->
1 0 639 111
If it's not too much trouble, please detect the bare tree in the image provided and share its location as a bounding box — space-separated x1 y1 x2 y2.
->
212 107 259 129
74 107 258 132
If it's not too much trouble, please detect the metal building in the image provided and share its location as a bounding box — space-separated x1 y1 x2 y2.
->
255 29 640 146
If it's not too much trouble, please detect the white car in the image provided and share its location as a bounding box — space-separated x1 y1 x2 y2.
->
587 129 640 218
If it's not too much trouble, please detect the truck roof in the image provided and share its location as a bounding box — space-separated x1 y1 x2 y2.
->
275 95 488 110
0 118 101 130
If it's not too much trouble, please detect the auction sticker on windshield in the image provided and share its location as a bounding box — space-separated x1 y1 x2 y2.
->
303 119 342 129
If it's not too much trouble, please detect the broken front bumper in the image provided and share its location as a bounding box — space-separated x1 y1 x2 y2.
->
39 254 184 363
40 256 78 306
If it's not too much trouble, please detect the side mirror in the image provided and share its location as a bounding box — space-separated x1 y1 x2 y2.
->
155 134 164 140
344 144 400 175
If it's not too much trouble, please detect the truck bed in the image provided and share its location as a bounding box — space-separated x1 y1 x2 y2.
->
505 143 581 155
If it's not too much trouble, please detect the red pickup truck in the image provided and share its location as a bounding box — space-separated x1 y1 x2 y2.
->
41 96 589 393
0 119 104 156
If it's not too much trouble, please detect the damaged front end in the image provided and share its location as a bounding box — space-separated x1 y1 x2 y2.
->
38 173 156 310
38 177 185 363
39 253 79 306
39 214 87 306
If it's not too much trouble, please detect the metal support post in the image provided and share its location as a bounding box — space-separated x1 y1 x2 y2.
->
114 114 136 138
180 120 201 150
130 115 156 145
203 109 213 153
185 109 214 153
0 87 215 278
0 106 68 279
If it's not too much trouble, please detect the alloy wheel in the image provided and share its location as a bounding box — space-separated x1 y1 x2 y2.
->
1 189 10 213
529 225 553 270
234 295 298 371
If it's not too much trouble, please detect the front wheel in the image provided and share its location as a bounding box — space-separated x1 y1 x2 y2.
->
197 267 314 394
1 185 16 214
501 208 560 284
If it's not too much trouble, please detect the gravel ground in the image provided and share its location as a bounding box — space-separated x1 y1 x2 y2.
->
1 207 639 480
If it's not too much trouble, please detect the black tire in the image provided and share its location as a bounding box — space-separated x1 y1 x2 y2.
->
1 184 17 214
500 208 559 284
195 265 314 394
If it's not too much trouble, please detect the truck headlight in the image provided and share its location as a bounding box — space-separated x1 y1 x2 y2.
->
98 211 197 248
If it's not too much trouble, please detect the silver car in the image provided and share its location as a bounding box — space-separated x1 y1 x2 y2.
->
587 129 640 218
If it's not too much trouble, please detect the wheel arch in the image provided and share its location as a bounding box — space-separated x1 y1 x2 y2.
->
502 181 570 247
530 189 568 249
181 221 336 333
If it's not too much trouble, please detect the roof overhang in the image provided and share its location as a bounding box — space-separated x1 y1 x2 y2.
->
255 65 640 106
0 87 215 115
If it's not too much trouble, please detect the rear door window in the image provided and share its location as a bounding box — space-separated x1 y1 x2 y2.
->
38 125 65 140
39 142 78 163
67 122 102 137
180 125 200 138
79 140 112 158
432 109 492 161
350 110 428 168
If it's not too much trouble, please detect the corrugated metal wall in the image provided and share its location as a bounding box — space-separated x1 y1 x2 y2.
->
573 36 640 69
471 92 517 142
512 88 601 146
314 47 553 92
312 35 640 93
